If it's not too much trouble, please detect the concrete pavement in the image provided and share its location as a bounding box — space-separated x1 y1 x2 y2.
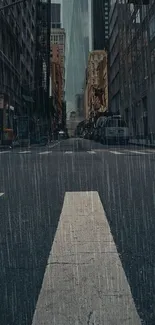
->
0 138 155 325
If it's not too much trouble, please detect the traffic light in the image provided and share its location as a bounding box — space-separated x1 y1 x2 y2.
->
127 0 149 4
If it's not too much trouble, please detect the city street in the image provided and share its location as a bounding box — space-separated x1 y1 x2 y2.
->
0 138 155 325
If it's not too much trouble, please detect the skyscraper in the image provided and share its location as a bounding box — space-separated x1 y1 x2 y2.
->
51 3 61 28
0 0 36 115
92 0 109 51
62 0 92 116
50 0 63 28
34 0 51 119
50 28 66 99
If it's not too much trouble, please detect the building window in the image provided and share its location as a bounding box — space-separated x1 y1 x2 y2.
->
59 35 64 42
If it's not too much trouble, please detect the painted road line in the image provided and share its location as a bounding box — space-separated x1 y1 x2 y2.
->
32 191 141 325
0 151 10 154
87 150 96 154
145 149 155 153
64 151 73 154
109 150 124 155
39 151 52 155
127 150 147 155
18 151 31 154
0 193 4 197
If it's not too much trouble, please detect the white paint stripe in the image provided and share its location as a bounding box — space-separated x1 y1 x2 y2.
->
109 151 124 155
19 151 31 153
145 149 155 153
64 151 73 154
39 151 52 155
32 191 141 325
127 150 147 155
87 150 96 154
0 193 4 197
0 151 10 154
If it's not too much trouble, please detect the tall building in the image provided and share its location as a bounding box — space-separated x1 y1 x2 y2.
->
84 50 107 119
50 26 66 131
109 0 154 142
50 44 63 128
62 0 92 116
109 1 121 113
0 0 36 116
75 93 84 117
34 0 51 120
92 0 110 51
51 2 61 28
50 28 65 99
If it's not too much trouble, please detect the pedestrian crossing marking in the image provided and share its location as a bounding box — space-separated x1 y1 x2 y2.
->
39 151 53 155
32 191 141 325
109 151 124 155
19 151 31 154
87 150 96 154
0 148 155 156
126 150 147 155
145 149 155 153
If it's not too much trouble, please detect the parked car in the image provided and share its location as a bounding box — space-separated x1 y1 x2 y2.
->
93 127 99 141
94 116 108 141
58 129 69 139
100 115 129 144
82 128 89 139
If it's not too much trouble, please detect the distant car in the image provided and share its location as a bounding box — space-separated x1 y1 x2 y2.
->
100 116 129 144
58 130 69 139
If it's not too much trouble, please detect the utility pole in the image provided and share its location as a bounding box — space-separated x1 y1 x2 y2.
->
0 0 27 11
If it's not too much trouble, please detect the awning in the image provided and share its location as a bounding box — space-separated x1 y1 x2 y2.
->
22 95 34 103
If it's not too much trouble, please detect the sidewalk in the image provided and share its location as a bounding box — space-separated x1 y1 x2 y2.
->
129 138 155 148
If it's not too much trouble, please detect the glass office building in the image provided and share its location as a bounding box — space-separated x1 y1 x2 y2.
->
62 0 92 115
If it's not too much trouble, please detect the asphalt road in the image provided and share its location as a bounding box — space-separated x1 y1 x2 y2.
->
0 138 155 325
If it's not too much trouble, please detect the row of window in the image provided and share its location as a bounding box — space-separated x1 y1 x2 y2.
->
51 35 64 43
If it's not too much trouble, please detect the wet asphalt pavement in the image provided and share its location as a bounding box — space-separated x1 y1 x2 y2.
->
0 138 155 325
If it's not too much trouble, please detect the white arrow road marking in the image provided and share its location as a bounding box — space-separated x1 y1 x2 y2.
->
109 151 124 155
0 193 4 197
32 191 141 325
